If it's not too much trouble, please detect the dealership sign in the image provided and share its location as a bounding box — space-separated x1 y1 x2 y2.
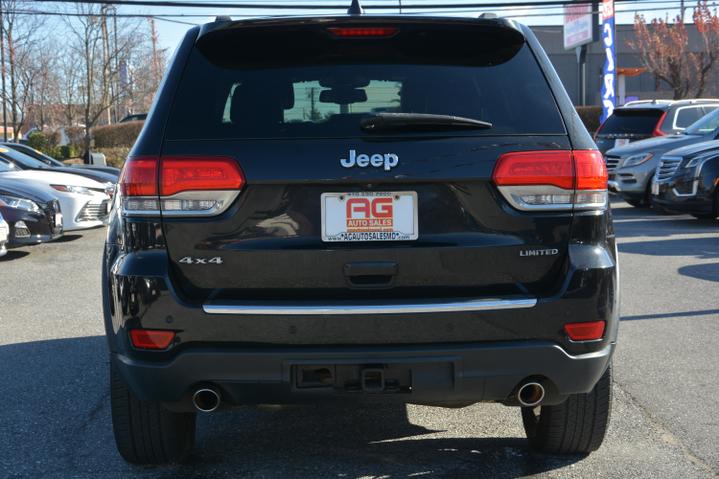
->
600 0 616 122
563 2 594 50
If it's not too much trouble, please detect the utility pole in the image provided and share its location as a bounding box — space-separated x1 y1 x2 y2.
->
100 4 112 125
0 1 6 141
680 0 686 22
148 17 160 89
113 8 119 122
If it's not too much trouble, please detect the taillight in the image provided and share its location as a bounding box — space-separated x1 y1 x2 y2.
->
129 329 176 350
492 150 607 211
327 27 398 38
160 157 244 196
492 150 574 189
120 156 245 216
118 157 158 196
564 321 606 341
652 111 668 136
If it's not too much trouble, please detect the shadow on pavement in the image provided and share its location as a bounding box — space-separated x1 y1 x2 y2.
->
0 336 585 478
52 234 84 243
678 263 719 283
622 307 719 321
618 237 719 259
0 250 30 261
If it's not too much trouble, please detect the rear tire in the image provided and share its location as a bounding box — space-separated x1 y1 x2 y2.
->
521 364 612 454
624 199 644 208
692 191 719 220
110 362 197 464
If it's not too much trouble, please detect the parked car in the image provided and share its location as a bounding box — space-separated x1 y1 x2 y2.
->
0 178 64 244
605 107 719 207
104 14 617 464
595 99 719 155
119 113 147 123
651 140 719 219
1 142 121 179
0 211 8 257
0 159 110 230
0 146 118 188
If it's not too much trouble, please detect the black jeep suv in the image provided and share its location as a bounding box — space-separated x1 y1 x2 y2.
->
103 14 617 464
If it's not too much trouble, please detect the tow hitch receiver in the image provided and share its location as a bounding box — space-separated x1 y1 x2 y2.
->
293 364 410 393
361 368 385 392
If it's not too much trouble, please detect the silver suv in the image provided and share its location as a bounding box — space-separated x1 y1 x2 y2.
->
595 99 719 155
604 106 719 207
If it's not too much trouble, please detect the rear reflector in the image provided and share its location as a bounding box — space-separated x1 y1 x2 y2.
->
564 321 606 341
492 150 607 211
327 27 398 37
129 329 175 350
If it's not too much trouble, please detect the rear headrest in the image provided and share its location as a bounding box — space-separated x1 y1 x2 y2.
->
230 81 295 124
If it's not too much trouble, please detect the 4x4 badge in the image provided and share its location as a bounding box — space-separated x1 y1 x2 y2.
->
340 149 399 171
179 256 223 265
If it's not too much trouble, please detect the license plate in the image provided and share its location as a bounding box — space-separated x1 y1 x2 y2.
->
614 139 630 148
651 181 660 196
55 213 63 228
321 191 418 242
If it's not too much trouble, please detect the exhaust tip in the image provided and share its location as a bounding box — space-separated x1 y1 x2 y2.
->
192 388 221 412
517 382 545 407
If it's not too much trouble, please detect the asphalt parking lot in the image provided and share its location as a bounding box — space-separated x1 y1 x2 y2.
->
0 200 717 478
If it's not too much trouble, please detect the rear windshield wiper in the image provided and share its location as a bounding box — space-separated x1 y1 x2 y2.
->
361 113 492 133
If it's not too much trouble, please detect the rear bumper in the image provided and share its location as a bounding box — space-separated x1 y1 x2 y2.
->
103 216 619 407
112 341 614 409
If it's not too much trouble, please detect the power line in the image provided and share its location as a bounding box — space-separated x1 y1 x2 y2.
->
9 0 705 20
29 0 694 10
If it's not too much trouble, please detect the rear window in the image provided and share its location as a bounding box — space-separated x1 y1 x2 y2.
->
598 109 664 136
673 107 705 129
166 41 565 140
685 108 719 135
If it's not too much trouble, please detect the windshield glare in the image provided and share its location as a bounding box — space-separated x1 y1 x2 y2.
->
0 159 16 172
0 148 50 169
685 109 719 135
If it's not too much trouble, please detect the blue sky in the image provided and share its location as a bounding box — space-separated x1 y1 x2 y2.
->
110 0 690 53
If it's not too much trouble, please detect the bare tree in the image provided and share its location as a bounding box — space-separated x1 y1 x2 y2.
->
57 47 82 128
1 0 45 139
28 41 60 130
64 4 145 155
628 1 719 99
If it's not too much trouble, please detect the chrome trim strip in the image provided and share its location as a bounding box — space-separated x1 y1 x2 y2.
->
672 180 699 197
203 298 538 315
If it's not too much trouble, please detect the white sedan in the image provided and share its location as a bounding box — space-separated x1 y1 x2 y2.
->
0 211 8 256
0 161 111 231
